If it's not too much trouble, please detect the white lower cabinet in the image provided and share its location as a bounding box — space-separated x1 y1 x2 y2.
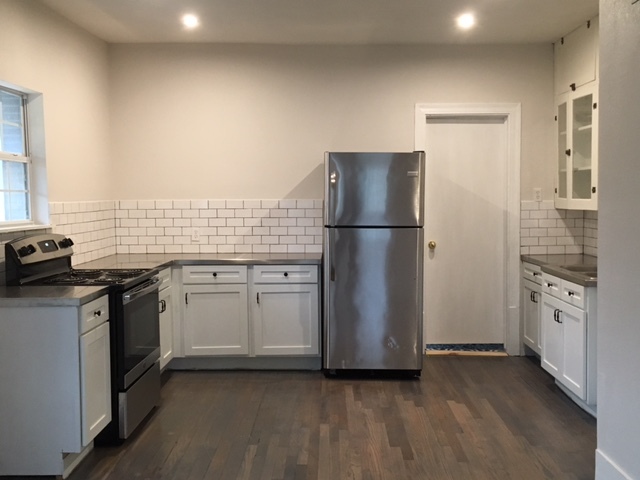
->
180 264 320 360
158 267 174 369
540 272 596 413
522 262 543 355
251 267 320 356
183 283 249 355
80 320 112 446
0 294 111 476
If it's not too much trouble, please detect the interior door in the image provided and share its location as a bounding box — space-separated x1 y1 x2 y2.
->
421 115 508 346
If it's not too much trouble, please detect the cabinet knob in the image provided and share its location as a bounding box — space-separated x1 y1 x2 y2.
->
428 240 437 250
94 310 102 317
565 148 571 156
284 272 288 277
212 272 217 277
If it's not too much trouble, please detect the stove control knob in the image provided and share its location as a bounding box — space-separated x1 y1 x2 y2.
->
58 237 75 248
17 244 36 257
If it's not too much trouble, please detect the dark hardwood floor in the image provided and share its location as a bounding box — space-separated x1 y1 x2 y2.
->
59 356 595 480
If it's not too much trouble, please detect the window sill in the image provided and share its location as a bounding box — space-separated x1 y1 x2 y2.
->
0 223 52 235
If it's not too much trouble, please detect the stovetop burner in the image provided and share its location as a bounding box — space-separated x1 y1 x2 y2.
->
43 268 152 286
103 269 147 279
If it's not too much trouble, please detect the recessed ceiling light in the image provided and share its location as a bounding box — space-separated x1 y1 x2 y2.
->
456 13 475 30
181 13 200 30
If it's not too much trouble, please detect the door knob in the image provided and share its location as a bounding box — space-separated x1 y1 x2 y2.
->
428 241 437 250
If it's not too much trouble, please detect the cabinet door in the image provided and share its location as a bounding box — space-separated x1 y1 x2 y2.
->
556 97 569 206
159 287 173 369
555 84 598 210
80 321 111 446
554 19 598 95
252 284 319 356
560 301 587 399
570 86 597 207
522 280 541 354
541 294 563 378
184 284 249 356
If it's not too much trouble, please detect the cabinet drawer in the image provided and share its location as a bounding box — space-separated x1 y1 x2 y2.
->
79 294 110 334
561 281 585 309
522 262 543 285
158 267 172 290
541 274 562 300
252 265 318 284
182 265 247 284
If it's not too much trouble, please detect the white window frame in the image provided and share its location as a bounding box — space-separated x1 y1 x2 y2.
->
0 81 49 232
0 86 31 226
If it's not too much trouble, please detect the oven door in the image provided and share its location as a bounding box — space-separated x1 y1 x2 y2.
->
120 276 161 390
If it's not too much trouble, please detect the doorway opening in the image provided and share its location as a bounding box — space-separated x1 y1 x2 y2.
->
415 104 521 355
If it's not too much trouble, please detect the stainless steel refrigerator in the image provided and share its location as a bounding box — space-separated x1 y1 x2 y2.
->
323 151 425 375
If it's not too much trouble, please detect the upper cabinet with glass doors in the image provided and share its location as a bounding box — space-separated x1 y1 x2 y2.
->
554 18 599 211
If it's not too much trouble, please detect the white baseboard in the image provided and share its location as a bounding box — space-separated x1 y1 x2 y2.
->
596 449 633 480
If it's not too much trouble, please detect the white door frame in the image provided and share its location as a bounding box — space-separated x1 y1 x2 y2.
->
414 103 521 355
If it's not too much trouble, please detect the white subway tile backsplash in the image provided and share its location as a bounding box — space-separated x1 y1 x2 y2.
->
173 200 191 209
279 199 297 209
244 200 261 209
520 201 597 256
191 200 208 209
155 200 173 209
227 218 244 227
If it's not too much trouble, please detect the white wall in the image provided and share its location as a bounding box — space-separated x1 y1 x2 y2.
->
0 0 111 202
109 43 555 200
596 0 640 478
1 2 555 203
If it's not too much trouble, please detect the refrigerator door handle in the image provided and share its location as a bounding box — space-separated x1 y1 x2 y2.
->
327 228 336 282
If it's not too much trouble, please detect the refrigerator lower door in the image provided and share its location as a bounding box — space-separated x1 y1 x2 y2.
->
324 227 423 371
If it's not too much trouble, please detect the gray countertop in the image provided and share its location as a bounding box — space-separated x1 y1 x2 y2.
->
521 254 597 287
0 285 107 307
0 253 323 307
75 253 322 270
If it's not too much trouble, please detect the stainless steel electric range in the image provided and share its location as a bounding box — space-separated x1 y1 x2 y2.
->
5 233 161 443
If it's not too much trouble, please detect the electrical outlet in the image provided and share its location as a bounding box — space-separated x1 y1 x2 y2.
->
533 188 542 202
191 228 200 243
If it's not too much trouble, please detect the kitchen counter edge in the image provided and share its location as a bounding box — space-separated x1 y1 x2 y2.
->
75 253 322 270
521 254 597 287
0 253 322 306
0 285 108 307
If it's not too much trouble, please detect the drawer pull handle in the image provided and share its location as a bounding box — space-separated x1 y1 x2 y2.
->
257 293 260 305
284 272 288 277
568 291 575 297
212 272 217 277
94 310 101 317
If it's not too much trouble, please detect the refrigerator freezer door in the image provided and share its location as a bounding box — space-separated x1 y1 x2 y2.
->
324 152 425 227
323 227 424 370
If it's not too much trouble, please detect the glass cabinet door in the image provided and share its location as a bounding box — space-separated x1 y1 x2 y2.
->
557 101 568 201
571 92 594 200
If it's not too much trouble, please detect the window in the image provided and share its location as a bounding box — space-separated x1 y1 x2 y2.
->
0 87 31 225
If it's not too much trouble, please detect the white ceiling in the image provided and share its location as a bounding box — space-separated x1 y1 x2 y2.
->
39 0 599 45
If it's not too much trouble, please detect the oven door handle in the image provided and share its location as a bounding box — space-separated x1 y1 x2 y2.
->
122 276 161 305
